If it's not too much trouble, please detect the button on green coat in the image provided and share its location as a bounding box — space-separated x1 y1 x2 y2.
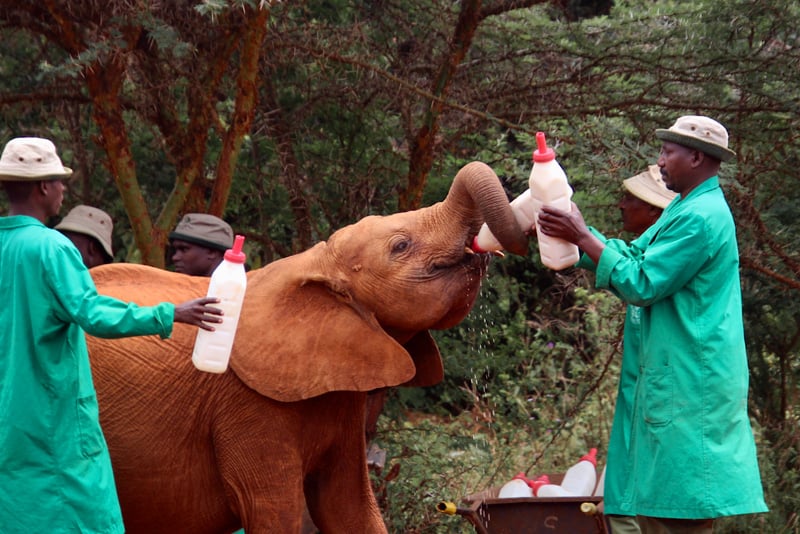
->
578 177 767 519
0 216 174 533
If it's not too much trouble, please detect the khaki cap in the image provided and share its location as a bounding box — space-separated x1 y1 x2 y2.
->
623 165 677 209
655 115 736 162
169 213 233 252
0 137 73 181
55 205 114 259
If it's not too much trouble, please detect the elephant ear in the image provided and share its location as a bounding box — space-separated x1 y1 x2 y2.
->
230 253 418 402
400 331 444 387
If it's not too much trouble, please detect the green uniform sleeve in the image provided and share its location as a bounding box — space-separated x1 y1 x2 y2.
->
46 239 175 339
596 210 710 307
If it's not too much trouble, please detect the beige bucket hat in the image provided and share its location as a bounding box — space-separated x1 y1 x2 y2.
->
623 165 677 209
655 115 736 162
55 205 114 259
169 213 233 252
0 137 73 181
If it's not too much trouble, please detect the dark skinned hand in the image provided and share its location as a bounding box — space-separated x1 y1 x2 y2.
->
536 202 606 264
537 202 589 243
173 297 223 331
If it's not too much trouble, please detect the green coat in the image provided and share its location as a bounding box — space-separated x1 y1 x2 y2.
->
0 215 174 533
578 177 767 519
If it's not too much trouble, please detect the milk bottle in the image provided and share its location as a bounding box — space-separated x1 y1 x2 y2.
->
535 448 598 497
192 235 247 373
528 132 580 270
497 472 534 498
472 132 580 271
559 448 598 496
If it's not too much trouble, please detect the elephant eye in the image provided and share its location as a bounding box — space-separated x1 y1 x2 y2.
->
391 238 411 254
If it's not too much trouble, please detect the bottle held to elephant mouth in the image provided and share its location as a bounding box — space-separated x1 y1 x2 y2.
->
192 235 248 374
472 132 579 270
473 189 537 253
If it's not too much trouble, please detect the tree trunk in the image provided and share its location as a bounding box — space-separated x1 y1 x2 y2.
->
401 0 483 212
209 8 271 217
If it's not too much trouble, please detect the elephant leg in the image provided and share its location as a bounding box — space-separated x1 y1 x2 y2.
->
365 388 387 444
233 468 307 533
304 395 388 534
304 456 387 534
215 407 309 533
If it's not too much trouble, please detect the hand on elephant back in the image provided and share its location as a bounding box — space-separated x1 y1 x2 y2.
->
174 296 223 330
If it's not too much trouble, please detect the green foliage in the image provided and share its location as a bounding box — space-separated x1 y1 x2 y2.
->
378 267 625 532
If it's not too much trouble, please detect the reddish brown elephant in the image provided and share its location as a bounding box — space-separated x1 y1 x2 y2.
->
88 162 528 533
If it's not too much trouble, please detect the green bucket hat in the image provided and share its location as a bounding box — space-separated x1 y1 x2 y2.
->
169 213 233 252
655 115 736 162
0 137 73 181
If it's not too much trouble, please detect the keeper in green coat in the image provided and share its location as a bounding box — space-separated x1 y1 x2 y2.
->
585 165 677 534
0 137 223 533
536 116 768 533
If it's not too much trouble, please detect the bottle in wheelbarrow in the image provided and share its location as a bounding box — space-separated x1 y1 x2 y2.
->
497 472 534 498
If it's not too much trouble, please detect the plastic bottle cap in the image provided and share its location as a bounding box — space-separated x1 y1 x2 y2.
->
528 474 550 493
580 448 598 466
532 131 556 163
510 472 529 482
471 235 488 253
224 234 247 263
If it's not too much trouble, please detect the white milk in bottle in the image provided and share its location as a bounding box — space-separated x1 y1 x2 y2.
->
192 235 247 373
560 448 598 496
529 132 580 270
497 472 534 498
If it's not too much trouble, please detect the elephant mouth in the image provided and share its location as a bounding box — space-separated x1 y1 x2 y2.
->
467 241 506 257
439 246 493 285
436 246 492 272
428 245 491 281
464 245 495 266
425 247 487 329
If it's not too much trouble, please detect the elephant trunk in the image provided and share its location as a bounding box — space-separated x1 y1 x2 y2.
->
444 161 528 256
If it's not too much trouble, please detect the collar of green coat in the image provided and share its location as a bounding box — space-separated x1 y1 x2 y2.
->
675 175 720 203
0 214 45 229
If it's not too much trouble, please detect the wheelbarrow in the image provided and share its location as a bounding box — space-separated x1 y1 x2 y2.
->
437 473 610 534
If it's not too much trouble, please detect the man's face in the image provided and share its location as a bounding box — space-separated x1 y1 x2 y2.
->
618 192 662 236
170 239 223 277
657 141 696 194
62 231 109 269
42 178 65 217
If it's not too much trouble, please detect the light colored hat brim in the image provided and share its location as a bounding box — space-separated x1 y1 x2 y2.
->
655 130 736 162
0 166 73 181
0 137 74 181
623 166 677 209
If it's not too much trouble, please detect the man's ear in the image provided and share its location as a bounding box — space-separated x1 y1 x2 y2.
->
39 179 61 197
691 149 705 168
89 238 105 264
